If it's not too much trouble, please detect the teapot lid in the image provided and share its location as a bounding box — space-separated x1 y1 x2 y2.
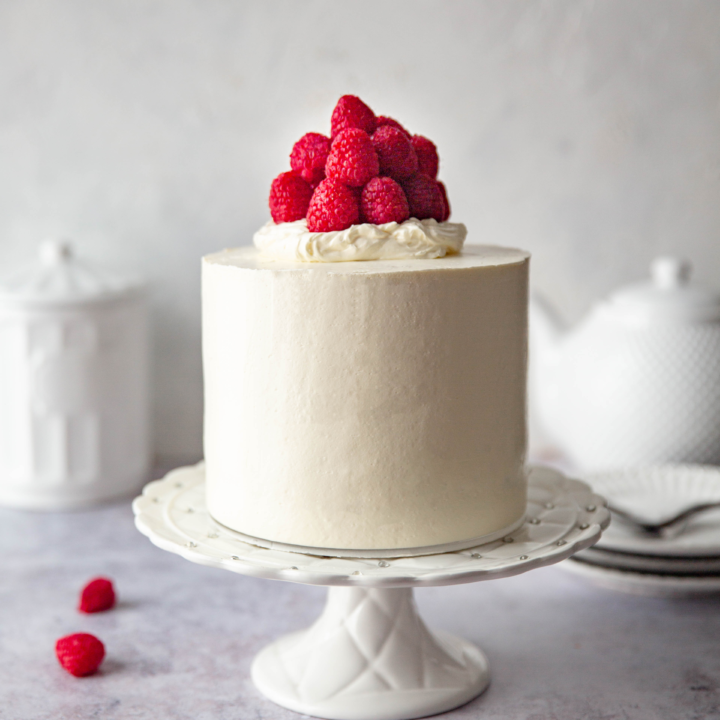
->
599 257 720 324
0 238 143 307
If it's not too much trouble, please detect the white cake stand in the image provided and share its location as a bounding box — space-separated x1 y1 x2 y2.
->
133 464 609 720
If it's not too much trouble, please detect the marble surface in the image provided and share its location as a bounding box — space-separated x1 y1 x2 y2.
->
0 491 718 719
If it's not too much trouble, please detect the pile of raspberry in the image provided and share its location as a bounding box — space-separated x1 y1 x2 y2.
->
269 95 451 232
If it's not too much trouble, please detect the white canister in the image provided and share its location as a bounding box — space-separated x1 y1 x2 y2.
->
0 239 151 509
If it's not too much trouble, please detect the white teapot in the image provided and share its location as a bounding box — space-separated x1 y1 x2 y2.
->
530 257 720 471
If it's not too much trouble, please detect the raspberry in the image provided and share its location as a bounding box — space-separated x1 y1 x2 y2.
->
55 633 105 677
361 177 409 225
79 577 115 614
401 173 445 221
349 185 363 201
331 95 377 138
437 181 450 221
290 132 331 185
372 126 418 180
376 116 410 137
347 185 365 222
411 135 439 179
269 171 313 223
325 128 379 187
307 178 360 232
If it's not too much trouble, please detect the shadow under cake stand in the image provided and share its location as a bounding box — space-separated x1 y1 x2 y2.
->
133 465 609 720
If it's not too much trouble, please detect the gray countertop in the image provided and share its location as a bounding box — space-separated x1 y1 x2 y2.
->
1 487 719 720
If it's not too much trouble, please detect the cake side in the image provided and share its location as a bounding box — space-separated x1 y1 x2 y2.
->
203 246 529 550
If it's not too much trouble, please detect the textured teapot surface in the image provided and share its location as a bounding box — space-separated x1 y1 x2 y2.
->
531 257 720 471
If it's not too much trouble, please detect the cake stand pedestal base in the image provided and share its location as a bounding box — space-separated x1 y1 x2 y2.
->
133 464 610 720
252 586 488 720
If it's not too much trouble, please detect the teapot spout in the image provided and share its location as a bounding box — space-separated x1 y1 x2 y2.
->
529 293 565 363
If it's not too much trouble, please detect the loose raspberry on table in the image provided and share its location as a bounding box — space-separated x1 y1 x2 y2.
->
269 171 313 223
437 181 450 221
307 178 360 232
55 633 105 677
325 128 379 187
361 177 409 225
331 95 377 138
79 577 115 614
376 116 410 137
290 132 331 185
411 135 439 179
401 173 445 221
372 126 418 180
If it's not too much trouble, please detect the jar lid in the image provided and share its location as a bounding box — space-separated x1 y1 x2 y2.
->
598 257 720 324
0 239 143 307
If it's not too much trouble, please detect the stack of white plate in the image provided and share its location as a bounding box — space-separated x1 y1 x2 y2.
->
562 465 720 597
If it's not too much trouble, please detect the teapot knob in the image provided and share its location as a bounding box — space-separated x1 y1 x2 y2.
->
39 238 73 266
651 256 691 289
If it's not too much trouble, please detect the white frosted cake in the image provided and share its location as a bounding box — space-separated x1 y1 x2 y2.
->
203 224 529 553
202 95 530 555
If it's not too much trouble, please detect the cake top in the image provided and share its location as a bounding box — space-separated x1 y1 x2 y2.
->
205 244 530 275
263 95 466 263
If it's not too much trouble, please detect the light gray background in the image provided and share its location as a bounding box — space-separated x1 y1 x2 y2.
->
1 0 719 465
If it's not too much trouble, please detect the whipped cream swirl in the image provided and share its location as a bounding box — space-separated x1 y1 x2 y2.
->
253 218 467 262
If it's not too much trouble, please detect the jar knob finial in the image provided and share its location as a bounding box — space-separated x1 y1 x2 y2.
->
40 238 73 266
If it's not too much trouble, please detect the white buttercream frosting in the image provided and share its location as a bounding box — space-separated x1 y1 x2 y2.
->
253 218 467 262
202 245 530 552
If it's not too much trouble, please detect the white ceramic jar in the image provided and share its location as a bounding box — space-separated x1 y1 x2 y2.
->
0 239 151 509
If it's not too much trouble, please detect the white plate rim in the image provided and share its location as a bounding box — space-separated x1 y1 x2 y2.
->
562 557 720 597
584 464 720 557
